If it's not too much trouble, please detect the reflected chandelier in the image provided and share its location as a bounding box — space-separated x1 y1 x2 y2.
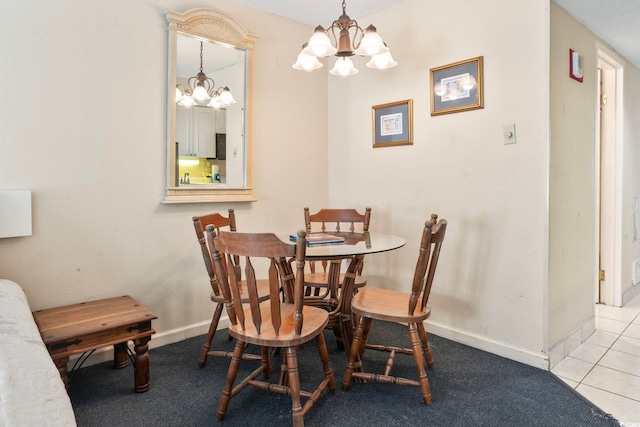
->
176 41 236 108
292 0 397 76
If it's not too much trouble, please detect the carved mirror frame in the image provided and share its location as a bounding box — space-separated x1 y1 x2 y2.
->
163 8 256 204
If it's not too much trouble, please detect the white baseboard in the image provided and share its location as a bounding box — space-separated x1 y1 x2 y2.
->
623 284 640 306
424 320 549 370
547 316 596 369
69 315 549 372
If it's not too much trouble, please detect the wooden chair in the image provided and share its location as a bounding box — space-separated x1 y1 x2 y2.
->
303 207 371 347
303 207 371 294
342 214 447 405
192 209 270 367
209 228 335 427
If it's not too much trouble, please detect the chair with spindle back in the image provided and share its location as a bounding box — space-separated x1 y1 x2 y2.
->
302 207 371 347
192 209 270 367
209 228 335 427
342 214 447 405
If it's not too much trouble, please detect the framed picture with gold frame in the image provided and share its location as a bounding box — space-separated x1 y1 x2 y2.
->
372 99 413 148
430 56 483 116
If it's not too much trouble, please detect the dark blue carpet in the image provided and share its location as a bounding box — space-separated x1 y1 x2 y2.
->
68 320 620 426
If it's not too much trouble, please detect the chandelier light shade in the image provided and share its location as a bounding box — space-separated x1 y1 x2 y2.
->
176 41 236 108
293 0 396 76
292 43 324 71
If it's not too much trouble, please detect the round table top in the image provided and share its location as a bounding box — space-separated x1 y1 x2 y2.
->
284 231 406 259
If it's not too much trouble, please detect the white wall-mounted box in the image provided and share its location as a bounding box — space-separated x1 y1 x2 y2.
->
0 191 32 238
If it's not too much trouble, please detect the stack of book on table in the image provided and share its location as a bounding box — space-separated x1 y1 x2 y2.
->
289 233 345 246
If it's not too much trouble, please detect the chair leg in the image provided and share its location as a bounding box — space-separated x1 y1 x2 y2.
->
408 322 432 405
217 340 245 421
417 322 434 368
261 346 271 379
278 348 288 386
315 332 336 393
358 316 373 357
199 303 224 367
342 315 369 391
285 347 304 427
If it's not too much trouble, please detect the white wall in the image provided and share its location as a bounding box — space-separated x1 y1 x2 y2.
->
328 0 550 366
3 0 638 370
549 3 640 351
621 60 640 304
0 0 328 343
549 4 598 349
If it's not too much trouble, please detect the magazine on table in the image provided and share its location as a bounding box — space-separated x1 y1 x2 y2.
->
289 233 345 246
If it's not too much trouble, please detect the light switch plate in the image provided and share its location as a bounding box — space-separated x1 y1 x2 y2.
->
503 124 516 145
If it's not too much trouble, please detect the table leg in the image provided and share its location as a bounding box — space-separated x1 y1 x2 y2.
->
133 336 152 393
326 259 343 348
337 254 365 356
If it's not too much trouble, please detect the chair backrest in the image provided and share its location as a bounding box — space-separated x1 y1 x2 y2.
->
409 214 447 316
208 228 308 336
304 207 372 276
304 207 372 233
192 209 238 298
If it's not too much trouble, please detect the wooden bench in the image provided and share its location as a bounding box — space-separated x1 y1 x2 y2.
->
32 295 157 393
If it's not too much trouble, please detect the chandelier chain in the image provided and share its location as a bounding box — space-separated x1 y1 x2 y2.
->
199 42 204 72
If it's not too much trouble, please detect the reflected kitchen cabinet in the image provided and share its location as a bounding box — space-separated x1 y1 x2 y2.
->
215 109 226 134
177 105 217 158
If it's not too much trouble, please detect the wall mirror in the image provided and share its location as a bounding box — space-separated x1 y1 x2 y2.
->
164 8 256 203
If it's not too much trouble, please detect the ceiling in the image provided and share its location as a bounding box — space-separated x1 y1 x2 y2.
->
229 0 406 27
229 0 640 69
554 0 640 68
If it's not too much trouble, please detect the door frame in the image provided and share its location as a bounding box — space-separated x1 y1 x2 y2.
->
595 43 624 307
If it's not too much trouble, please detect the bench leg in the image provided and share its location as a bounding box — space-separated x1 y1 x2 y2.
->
54 356 70 392
133 336 152 393
114 342 129 369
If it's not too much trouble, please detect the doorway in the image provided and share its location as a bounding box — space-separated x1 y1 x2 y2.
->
596 46 624 307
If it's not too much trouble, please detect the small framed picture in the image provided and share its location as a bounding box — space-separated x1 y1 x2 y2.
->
430 56 484 116
372 99 413 148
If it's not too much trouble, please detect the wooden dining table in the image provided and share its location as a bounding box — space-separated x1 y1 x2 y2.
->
289 231 406 355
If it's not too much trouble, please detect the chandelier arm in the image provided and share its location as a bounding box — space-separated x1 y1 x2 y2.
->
350 22 364 52
328 23 340 46
187 76 198 91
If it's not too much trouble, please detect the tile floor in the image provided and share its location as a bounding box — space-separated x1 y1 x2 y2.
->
552 293 640 426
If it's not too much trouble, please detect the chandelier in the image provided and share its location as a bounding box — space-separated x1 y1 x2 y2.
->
292 0 397 76
176 41 236 108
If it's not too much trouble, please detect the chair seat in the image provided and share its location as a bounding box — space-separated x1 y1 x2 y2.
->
351 288 431 323
304 272 367 288
210 279 271 303
229 303 329 348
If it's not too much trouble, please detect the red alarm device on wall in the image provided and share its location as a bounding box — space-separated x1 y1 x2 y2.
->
570 49 583 83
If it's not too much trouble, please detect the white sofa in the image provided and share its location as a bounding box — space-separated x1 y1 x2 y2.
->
0 279 76 426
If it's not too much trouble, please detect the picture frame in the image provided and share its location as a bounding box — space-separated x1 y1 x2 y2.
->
372 99 413 148
430 56 484 116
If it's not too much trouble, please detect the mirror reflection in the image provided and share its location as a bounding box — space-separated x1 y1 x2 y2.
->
175 34 246 188
164 8 255 203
